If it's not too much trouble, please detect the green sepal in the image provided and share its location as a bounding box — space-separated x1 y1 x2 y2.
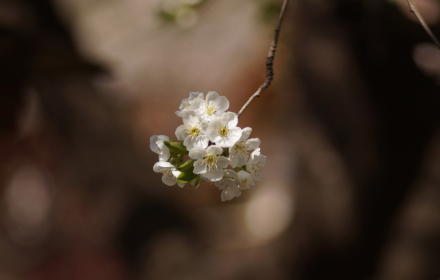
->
177 170 198 183
176 159 196 172
234 165 247 173
169 157 179 166
221 148 230 157
164 141 189 155
189 176 201 189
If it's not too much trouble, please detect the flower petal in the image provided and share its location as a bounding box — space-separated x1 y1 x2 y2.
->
194 135 209 149
206 119 223 143
172 170 181 178
153 161 174 172
245 138 261 150
150 135 169 153
191 98 203 110
150 135 160 153
215 179 228 190
183 135 197 150
189 92 203 99
157 135 169 141
221 112 238 127
221 186 237 201
199 174 210 182
255 154 267 167
222 189 234 200
246 152 266 181
162 171 177 186
203 168 224 181
206 145 223 156
157 141 171 161
237 170 254 190
184 134 208 150
240 127 252 141
250 148 261 158
200 121 208 131
206 91 219 102
215 96 229 112
158 149 170 162
226 127 242 145
216 156 231 169
189 147 207 160
181 110 198 125
193 160 207 174
229 149 239 168
224 169 239 181
236 153 248 168
175 125 187 141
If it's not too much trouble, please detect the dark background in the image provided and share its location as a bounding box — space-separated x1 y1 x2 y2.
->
0 0 439 279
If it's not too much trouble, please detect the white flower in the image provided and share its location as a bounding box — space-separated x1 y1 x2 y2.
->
246 148 266 181
215 169 242 202
175 110 209 150
206 112 242 147
229 127 260 168
153 161 185 187
189 145 230 181
214 169 238 190
150 135 171 161
197 91 229 121
237 170 254 190
175 92 204 117
221 182 241 202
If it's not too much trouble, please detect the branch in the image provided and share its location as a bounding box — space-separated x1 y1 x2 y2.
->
237 0 290 119
407 0 440 49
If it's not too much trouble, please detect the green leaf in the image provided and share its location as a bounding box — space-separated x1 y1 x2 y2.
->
176 159 196 172
164 141 189 155
177 170 198 183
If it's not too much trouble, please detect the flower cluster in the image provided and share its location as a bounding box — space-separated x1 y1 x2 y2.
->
151 91 266 201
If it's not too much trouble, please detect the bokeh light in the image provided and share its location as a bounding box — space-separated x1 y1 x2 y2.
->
4 165 52 246
245 185 294 242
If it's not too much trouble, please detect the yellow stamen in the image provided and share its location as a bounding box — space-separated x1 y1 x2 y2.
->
218 126 228 137
204 154 218 171
190 127 200 137
234 142 249 158
206 106 216 116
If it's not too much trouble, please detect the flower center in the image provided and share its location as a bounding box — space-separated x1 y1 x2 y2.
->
218 126 229 137
206 105 216 116
235 142 247 155
204 154 217 169
251 161 262 176
189 127 200 137
160 168 174 180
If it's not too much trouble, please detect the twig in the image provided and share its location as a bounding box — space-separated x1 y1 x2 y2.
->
407 0 440 49
237 0 290 119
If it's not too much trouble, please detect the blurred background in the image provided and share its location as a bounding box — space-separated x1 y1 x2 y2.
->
0 0 439 279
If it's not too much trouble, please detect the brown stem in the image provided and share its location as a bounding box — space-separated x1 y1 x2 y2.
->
237 0 290 119
407 0 440 49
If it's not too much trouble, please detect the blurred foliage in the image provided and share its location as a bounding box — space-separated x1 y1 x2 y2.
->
256 0 283 23
158 0 283 27
158 0 210 27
